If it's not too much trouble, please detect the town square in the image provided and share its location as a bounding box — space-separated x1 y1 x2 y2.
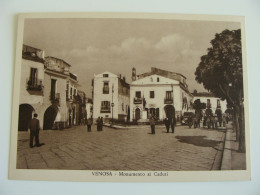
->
17 124 230 170
14 15 246 172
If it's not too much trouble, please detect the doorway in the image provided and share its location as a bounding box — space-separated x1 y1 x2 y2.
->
18 104 34 131
43 105 58 130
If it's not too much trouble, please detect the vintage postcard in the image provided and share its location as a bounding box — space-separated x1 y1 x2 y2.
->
9 12 250 182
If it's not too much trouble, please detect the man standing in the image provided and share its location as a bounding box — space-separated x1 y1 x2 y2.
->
28 113 41 148
96 117 101 131
164 117 170 133
149 115 156 134
87 117 93 132
170 116 176 133
100 117 103 131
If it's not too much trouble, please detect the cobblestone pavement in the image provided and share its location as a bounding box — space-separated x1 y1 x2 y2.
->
17 125 226 171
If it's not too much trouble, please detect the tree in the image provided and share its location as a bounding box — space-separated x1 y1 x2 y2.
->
195 29 245 152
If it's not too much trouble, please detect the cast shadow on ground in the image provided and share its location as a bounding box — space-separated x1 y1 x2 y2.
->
175 136 222 148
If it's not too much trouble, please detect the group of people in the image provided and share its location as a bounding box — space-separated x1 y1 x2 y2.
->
86 116 104 132
149 115 176 134
204 113 228 129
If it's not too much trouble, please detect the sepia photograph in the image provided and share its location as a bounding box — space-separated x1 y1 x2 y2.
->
9 13 250 182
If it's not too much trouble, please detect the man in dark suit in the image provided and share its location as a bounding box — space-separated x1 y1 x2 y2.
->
28 113 41 148
149 115 156 134
164 117 170 133
170 116 176 133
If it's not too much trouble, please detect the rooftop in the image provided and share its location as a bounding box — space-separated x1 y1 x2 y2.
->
22 44 45 63
192 92 216 97
136 67 188 89
45 56 71 67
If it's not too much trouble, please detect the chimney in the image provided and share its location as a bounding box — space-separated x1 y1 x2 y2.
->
132 67 136 81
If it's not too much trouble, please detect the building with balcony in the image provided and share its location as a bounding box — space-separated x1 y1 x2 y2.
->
65 72 80 126
18 45 45 131
93 71 130 122
42 56 71 129
18 45 83 131
130 67 193 122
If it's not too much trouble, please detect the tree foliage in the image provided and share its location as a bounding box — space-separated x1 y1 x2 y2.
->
195 29 245 152
195 29 243 106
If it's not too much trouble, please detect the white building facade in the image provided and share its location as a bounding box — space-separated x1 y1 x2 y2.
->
192 92 227 114
93 71 130 122
19 45 45 131
18 45 82 131
130 67 193 122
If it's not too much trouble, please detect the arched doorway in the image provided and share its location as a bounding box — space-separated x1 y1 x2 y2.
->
43 105 58 130
18 104 34 131
135 108 141 120
164 105 175 119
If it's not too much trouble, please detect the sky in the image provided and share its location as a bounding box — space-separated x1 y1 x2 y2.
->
23 18 241 98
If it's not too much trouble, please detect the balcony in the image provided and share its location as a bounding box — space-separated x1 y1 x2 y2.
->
27 79 43 91
103 87 109 94
164 98 173 104
134 97 142 104
100 107 111 113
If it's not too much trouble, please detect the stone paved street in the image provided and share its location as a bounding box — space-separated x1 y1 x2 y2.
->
17 125 226 171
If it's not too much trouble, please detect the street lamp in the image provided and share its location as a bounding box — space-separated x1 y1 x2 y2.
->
111 83 114 125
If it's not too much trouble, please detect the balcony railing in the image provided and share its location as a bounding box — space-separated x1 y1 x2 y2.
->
27 79 43 91
103 87 109 94
100 107 111 113
134 97 142 104
164 98 173 104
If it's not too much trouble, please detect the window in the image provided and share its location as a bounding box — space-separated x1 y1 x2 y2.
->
217 99 221 108
136 91 141 98
66 83 69 99
50 79 56 100
27 67 43 91
74 89 77 96
207 99 211 108
166 91 172 99
157 77 160 82
29 68 38 86
126 105 128 113
122 103 124 111
101 101 111 113
103 74 109 77
150 91 155 98
103 82 109 94
70 88 73 99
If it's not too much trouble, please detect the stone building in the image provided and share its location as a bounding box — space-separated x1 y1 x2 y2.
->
92 71 130 122
130 67 193 122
